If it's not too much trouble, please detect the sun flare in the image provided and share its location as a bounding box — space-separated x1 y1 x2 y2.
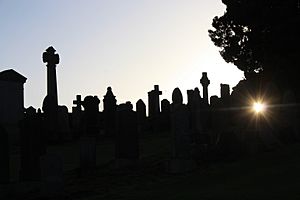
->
253 102 265 114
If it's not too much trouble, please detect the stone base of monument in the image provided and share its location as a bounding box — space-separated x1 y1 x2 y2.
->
165 159 197 174
114 158 139 169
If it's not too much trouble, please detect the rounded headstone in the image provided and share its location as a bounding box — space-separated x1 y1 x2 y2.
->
172 88 183 105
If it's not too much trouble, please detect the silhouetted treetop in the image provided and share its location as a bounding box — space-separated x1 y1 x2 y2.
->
209 0 300 86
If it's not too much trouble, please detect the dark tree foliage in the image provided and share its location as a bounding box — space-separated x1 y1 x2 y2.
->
209 0 300 94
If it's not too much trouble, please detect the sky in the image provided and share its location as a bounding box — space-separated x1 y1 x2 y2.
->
0 0 244 112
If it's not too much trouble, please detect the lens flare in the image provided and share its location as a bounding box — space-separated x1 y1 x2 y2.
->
253 102 265 114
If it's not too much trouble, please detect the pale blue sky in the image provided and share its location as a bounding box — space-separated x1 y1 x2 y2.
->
0 0 243 111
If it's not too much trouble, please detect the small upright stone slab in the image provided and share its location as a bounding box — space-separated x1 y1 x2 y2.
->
40 153 64 198
79 136 97 175
82 95 100 136
136 99 147 134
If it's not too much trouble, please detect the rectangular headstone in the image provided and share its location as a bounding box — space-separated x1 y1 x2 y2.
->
80 136 96 174
115 104 139 168
40 153 64 198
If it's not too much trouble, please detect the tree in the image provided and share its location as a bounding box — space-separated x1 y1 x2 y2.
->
209 0 300 93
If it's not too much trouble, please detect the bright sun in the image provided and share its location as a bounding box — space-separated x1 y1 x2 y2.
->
253 102 265 114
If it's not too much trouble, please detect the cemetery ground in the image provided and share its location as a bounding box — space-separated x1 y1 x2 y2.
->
7 131 300 200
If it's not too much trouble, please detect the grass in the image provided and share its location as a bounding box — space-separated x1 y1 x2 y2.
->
8 131 300 200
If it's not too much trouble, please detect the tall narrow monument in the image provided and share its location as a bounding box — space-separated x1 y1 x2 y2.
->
148 85 162 118
200 72 210 105
43 46 59 106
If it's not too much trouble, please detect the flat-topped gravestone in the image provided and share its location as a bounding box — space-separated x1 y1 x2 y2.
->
115 102 139 168
40 153 64 198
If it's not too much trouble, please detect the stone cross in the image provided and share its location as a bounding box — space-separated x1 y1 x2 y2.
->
200 72 210 105
42 46 59 106
73 95 83 111
148 85 162 118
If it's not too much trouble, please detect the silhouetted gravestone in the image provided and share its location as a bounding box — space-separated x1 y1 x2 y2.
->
57 106 71 141
79 96 99 175
42 46 59 106
40 153 64 198
0 124 9 184
148 85 162 132
220 83 230 107
19 107 46 181
160 99 171 131
82 95 100 136
136 99 146 134
115 102 139 167
79 136 96 175
73 94 83 112
210 95 221 126
103 87 117 137
72 95 83 139
200 72 210 106
187 88 203 134
167 88 196 173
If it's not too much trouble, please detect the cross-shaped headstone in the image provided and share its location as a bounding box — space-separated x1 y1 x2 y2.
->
42 46 59 67
73 95 83 111
154 85 162 95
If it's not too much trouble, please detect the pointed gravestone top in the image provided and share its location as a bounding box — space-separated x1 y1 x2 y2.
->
42 46 60 66
194 87 201 97
136 99 145 107
104 87 115 98
172 88 183 105
26 106 36 115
